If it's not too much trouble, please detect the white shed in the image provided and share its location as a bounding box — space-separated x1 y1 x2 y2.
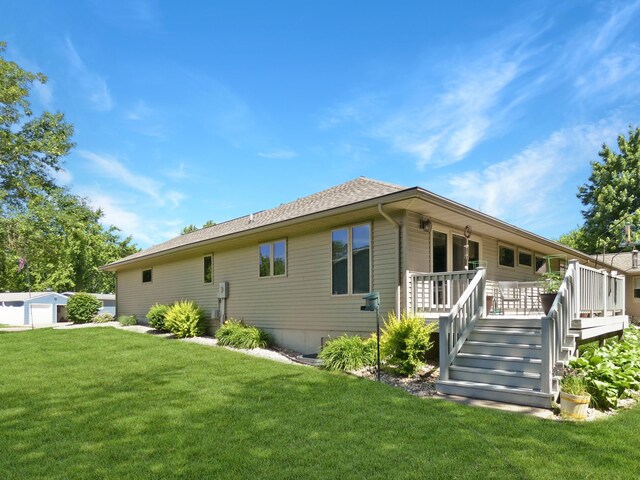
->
0 292 70 326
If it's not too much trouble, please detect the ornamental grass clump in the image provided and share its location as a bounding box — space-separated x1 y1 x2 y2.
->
92 313 114 323
118 315 137 326
164 300 207 338
215 319 271 349
380 312 437 376
318 334 377 371
67 293 102 324
146 303 170 331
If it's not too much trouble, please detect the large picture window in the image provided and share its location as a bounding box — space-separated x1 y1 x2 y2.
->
259 240 287 277
634 277 640 302
332 224 371 295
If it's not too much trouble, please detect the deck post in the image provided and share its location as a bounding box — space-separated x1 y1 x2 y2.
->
477 267 486 317
405 270 411 315
569 260 580 317
540 315 553 394
600 269 608 317
439 315 449 381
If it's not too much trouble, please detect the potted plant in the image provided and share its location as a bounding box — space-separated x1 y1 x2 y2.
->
539 272 563 315
559 373 591 420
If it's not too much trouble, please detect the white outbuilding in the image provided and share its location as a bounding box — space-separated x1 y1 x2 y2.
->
0 292 70 326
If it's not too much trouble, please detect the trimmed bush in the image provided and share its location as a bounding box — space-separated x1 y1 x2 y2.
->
319 334 377 371
215 319 271 349
118 315 137 326
380 312 437 376
92 313 114 323
67 293 102 324
146 303 170 331
164 300 206 338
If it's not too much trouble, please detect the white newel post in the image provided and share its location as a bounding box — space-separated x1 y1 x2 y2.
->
477 267 486 316
405 270 411 315
569 260 580 316
600 269 608 316
540 315 553 394
439 315 449 381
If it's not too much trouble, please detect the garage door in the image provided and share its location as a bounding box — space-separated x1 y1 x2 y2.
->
30 304 53 326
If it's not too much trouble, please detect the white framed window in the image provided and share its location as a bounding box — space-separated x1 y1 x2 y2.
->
331 224 371 295
432 226 482 272
498 244 515 268
204 255 213 283
518 249 532 268
634 277 640 302
142 269 152 283
259 240 287 277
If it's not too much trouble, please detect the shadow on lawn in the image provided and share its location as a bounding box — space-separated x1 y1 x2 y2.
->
1 328 640 479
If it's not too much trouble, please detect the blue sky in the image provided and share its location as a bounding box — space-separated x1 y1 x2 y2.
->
2 1 639 248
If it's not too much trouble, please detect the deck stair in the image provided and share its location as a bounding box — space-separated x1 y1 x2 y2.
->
437 317 571 408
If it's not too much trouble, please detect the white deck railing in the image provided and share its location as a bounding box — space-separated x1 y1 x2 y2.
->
575 263 625 315
439 268 486 381
405 270 477 316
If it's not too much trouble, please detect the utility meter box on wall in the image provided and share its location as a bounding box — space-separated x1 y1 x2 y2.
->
218 282 229 299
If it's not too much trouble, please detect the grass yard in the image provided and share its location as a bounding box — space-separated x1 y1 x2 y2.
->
1 328 639 479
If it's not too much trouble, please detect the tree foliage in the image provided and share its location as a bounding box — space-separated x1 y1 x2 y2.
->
181 220 216 235
0 42 138 293
560 127 640 254
0 41 74 211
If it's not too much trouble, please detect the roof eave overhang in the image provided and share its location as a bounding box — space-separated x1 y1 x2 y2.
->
101 187 421 272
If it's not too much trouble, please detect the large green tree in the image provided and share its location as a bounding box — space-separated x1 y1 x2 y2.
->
0 41 137 292
0 41 74 211
561 126 640 254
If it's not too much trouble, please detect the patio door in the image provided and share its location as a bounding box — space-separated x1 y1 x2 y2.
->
432 230 480 272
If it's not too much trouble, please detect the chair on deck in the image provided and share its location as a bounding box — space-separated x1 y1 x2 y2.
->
497 281 521 315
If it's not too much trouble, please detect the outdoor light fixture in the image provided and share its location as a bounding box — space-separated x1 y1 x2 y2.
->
420 218 432 233
361 291 381 382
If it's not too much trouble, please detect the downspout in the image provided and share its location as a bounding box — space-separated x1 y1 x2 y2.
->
378 204 402 315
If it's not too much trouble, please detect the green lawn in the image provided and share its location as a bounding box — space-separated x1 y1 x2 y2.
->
1 328 639 479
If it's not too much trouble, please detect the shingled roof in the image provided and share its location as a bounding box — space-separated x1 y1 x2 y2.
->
106 177 407 268
596 252 640 273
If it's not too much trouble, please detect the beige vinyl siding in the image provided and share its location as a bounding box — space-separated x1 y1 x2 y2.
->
627 276 640 321
405 210 430 272
116 216 398 353
116 256 218 321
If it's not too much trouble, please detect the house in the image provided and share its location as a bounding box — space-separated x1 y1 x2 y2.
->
0 292 69 326
103 177 628 408
595 251 639 322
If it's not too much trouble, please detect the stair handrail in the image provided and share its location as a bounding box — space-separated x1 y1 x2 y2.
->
540 262 577 393
439 267 486 382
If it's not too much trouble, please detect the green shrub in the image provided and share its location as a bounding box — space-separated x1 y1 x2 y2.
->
164 300 206 338
380 312 437 376
570 327 640 409
215 319 271 349
318 334 377 371
118 315 137 326
67 293 102 324
146 303 170 331
92 313 114 323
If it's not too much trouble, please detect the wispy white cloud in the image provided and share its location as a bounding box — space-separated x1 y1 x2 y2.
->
90 0 161 30
63 37 114 111
83 191 181 247
441 118 626 234
163 161 192 180
125 100 153 121
77 150 184 207
590 0 640 54
257 150 297 160
52 167 73 186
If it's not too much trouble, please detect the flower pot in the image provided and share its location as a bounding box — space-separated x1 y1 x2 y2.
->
540 293 556 316
559 391 590 420
486 295 494 314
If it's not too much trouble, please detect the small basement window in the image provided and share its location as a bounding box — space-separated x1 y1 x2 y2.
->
498 245 515 268
142 269 152 283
